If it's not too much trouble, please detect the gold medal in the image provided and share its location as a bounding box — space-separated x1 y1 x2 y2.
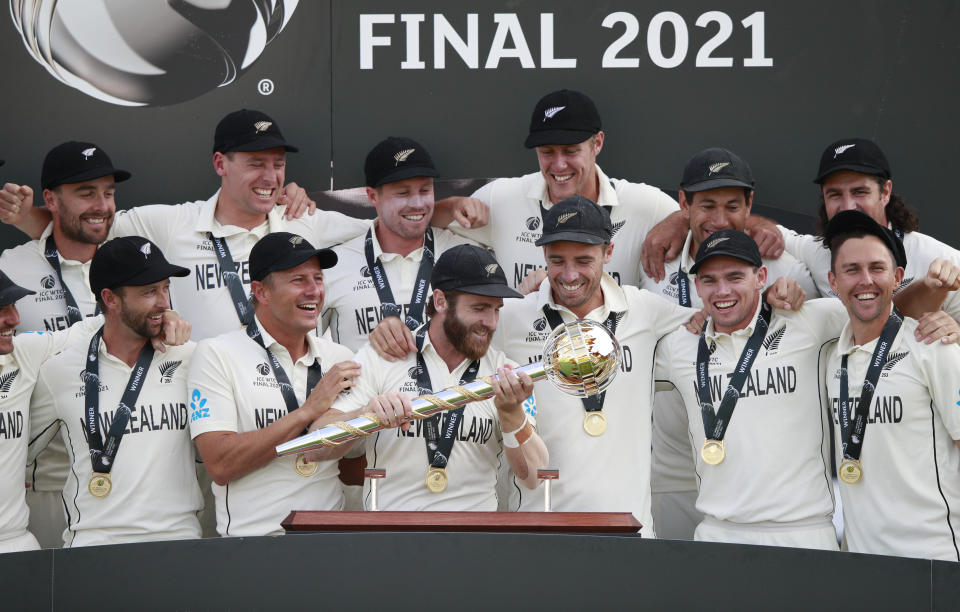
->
425 467 448 493
294 453 318 477
701 440 725 465
839 459 863 484
88 473 112 498
583 412 607 436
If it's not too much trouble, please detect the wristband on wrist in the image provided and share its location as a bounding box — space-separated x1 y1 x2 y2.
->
502 413 532 448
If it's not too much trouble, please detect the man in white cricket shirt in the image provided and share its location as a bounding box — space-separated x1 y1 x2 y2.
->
823 210 960 561
326 244 547 511
644 148 816 540
188 232 360 536
29 236 202 547
434 89 679 291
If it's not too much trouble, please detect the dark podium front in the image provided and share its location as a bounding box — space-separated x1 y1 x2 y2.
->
2 530 957 610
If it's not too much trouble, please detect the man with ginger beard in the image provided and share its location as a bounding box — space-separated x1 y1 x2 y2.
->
323 244 547 511
29 237 203 547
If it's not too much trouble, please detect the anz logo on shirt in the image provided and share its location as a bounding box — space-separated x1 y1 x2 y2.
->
190 389 210 422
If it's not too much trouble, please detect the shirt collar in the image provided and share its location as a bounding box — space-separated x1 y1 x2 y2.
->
526 164 618 208
704 296 764 341
369 220 426 263
679 230 696 273
536 272 627 321
836 304 900 356
251 314 322 366
197 189 282 238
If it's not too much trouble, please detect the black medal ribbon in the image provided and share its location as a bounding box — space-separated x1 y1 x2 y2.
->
413 325 480 469
541 305 620 413
84 327 155 473
674 268 693 308
838 308 904 462
695 302 772 441
208 233 254 326
364 226 435 331
246 318 323 430
44 235 97 325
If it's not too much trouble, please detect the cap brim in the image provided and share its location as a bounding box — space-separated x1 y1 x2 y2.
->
119 262 191 288
814 163 888 183
823 212 907 268
455 282 524 299
0 285 36 307
524 129 597 149
535 231 608 247
680 178 754 193
227 135 299 154
371 165 439 187
690 250 762 274
46 167 131 190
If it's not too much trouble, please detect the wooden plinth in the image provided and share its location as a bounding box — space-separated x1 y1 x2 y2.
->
281 511 641 534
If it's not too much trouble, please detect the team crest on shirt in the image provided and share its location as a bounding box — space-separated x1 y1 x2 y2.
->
526 316 551 343
352 266 374 292
34 274 66 304
158 360 182 383
611 220 625 237
252 362 281 389
40 275 56 290
763 326 786 355
525 217 541 231
0 369 20 396
516 217 542 245
399 368 420 395
75 369 109 397
881 351 909 376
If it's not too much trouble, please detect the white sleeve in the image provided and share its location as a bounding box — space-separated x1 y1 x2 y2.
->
110 204 178 252
778 225 823 271
653 335 679 392
292 210 369 248
27 367 60 464
186 340 240 437
919 342 960 439
641 289 698 338
444 181 496 246
792 298 849 341
329 345 381 414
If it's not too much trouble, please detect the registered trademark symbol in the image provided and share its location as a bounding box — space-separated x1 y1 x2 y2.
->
258 78 275 95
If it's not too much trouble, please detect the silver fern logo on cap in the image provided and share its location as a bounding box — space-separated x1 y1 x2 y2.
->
543 106 565 121
557 211 578 224
81 147 96 160
834 144 856 158
289 235 304 245
484 264 499 276
705 236 729 249
254 121 272 133
393 148 415 166
708 162 729 175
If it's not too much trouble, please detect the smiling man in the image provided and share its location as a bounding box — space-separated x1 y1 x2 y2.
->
320 137 476 352
187 232 359 536
434 89 679 291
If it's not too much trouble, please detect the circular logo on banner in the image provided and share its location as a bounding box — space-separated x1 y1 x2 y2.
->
10 0 299 106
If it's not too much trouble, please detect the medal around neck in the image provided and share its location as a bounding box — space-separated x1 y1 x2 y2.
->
425 467 448 493
583 412 607 436
839 459 863 484
294 453 318 477
276 320 622 456
701 440 725 465
88 473 112 498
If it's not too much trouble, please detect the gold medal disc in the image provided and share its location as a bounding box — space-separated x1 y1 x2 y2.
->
839 459 863 484
701 440 725 465
88 473 112 498
425 467 448 493
583 412 607 436
295 453 319 477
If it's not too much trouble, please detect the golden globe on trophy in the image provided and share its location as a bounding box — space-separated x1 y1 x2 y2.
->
275 319 621 457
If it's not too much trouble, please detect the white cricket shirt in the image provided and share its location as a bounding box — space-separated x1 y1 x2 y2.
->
450 166 679 288
188 316 353 536
493 274 695 534
30 335 202 547
320 221 475 351
330 333 513 511
826 313 960 561
655 298 848 525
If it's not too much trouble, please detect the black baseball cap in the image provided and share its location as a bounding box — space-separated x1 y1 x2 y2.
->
90 237 189 297
823 210 907 268
364 136 438 187
525 89 602 149
41 141 131 191
249 232 337 282
814 138 891 184
681 148 755 193
431 245 522 299
535 196 612 246
0 270 35 307
213 109 299 154
690 229 763 274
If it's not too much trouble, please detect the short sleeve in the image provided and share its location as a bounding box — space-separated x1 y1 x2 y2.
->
186 340 240 437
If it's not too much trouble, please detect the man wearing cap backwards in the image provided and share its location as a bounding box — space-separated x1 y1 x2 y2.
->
823 210 960 561
323 244 546 511
432 89 680 292
642 148 816 540
0 270 190 552
28 236 203 547
187 233 360 535
0 141 132 548
321 136 477 353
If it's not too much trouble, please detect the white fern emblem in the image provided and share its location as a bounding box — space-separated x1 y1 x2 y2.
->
705 236 730 249
763 326 786 353
484 263 499 277
393 149 415 166
543 106 565 121
557 212 578 224
708 162 730 175
139 243 151 257
834 144 856 158
158 361 181 383
0 369 20 393
254 121 272 133
81 147 97 159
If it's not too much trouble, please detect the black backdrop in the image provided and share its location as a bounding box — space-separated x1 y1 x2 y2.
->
1 1 958 250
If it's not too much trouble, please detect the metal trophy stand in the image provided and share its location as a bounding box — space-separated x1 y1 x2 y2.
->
364 468 386 511
537 469 560 512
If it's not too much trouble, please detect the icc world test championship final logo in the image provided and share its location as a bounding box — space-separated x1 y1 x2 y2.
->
10 0 299 106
